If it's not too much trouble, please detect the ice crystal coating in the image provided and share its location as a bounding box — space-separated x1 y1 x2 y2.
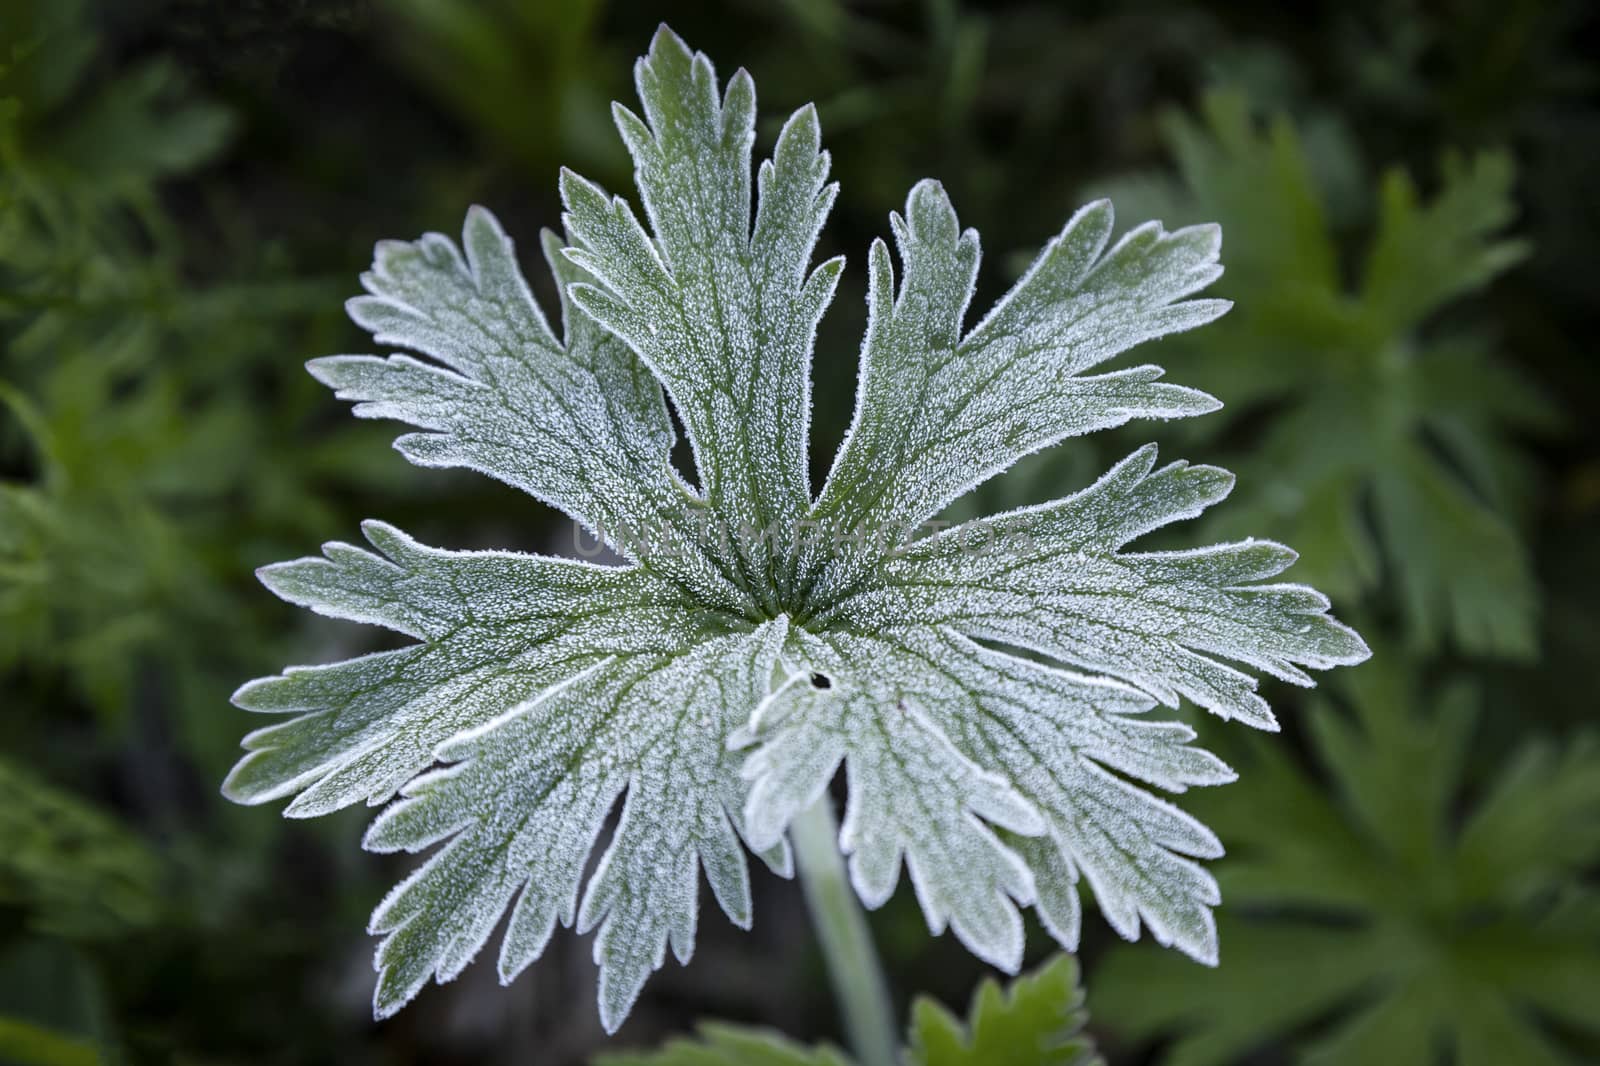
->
227 26 1368 1030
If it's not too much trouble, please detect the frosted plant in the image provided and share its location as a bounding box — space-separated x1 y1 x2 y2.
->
225 26 1367 1036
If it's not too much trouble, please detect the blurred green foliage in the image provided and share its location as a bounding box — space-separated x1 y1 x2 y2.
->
0 939 112 1066
0 1015 100 1066
0 0 1596 1063
0 756 165 941
1095 662 1600 1063
1094 93 1558 659
0 0 395 772
384 0 623 178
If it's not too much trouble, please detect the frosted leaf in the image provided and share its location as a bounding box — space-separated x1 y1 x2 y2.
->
363 621 790 1030
559 29 842 602
733 630 1045 971
738 628 1236 967
314 207 743 607
799 179 1227 600
225 523 695 816
819 445 1369 731
228 24 1367 1030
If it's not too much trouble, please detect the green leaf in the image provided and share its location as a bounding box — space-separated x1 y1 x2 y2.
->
1093 659 1600 1065
1362 151 1529 331
594 955 1101 1066
908 954 1102 1066
0 0 369 760
1096 91 1557 657
231 27 1365 1028
0 1016 99 1066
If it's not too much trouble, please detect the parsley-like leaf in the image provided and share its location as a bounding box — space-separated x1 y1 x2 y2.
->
1096 92 1558 657
595 954 1100 1066
228 28 1366 1029
1094 662 1600 1065
908 954 1101 1066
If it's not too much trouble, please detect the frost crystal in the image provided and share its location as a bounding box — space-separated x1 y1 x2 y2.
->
227 27 1368 1030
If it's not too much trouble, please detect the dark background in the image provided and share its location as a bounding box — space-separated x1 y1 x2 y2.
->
2 1 1597 1063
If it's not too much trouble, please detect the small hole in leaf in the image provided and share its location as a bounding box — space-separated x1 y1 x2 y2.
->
663 392 701 492
810 673 832 690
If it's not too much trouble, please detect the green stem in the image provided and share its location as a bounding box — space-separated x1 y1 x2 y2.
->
791 794 900 1066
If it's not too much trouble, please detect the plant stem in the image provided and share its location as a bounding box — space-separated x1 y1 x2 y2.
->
791 794 900 1066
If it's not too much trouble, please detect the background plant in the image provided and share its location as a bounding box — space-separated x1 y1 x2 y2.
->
1095 660 1600 1063
1089 92 1558 659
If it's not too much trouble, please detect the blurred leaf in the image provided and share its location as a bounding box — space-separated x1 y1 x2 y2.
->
1094 660 1600 1064
0 939 116 1064
1095 92 1560 658
1362 152 1528 329
0 0 229 208
46 57 233 184
384 0 622 175
0 0 390 755
0 0 95 119
0 1016 99 1066
0 756 166 940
